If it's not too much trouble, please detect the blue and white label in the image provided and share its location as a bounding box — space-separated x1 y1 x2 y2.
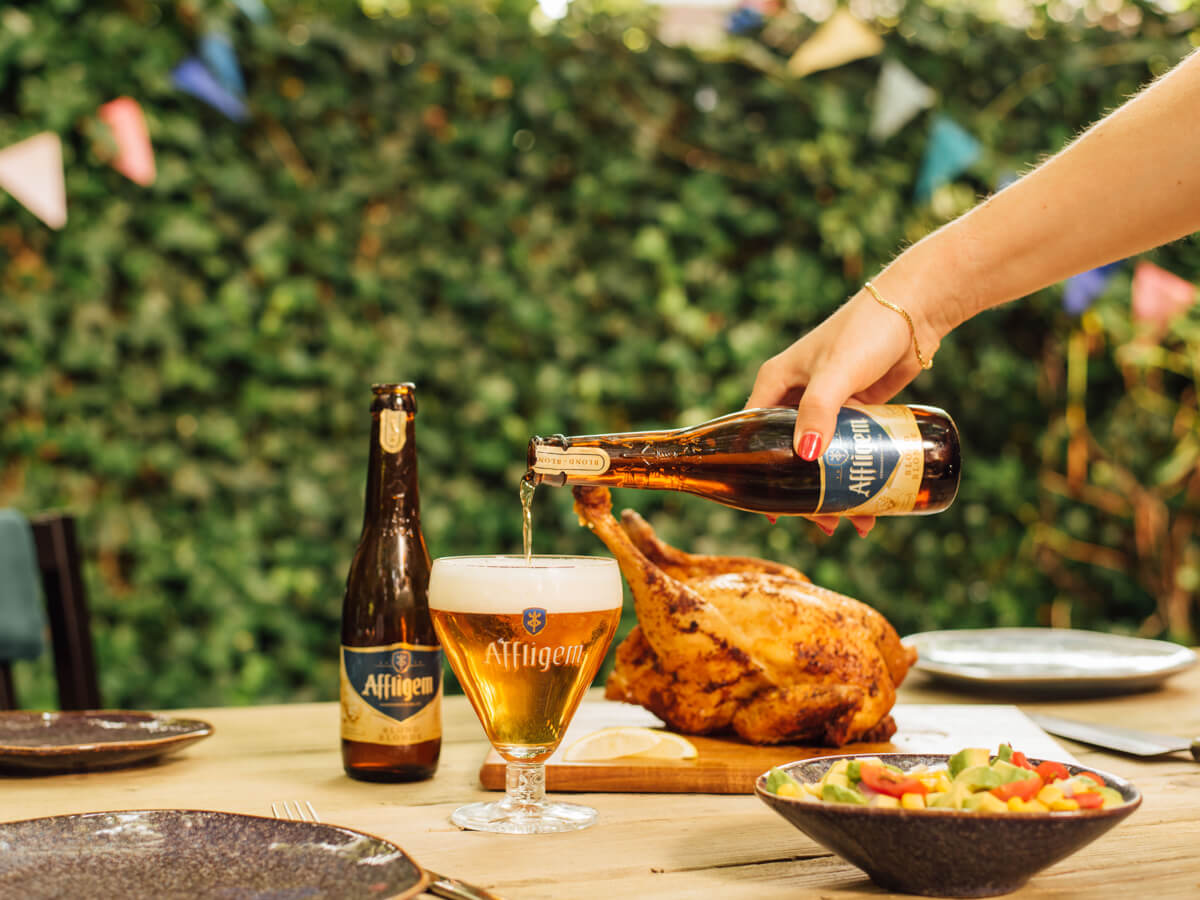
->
817 406 923 515
340 642 442 744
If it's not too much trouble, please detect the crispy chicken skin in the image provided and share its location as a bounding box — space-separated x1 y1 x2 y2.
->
574 486 916 746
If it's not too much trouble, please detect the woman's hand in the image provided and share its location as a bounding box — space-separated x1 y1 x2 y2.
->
746 281 946 537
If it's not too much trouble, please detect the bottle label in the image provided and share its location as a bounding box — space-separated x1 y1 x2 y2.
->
379 410 407 454
817 406 923 515
340 642 442 745
532 445 611 476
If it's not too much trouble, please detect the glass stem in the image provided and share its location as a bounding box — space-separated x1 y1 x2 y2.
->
505 761 546 812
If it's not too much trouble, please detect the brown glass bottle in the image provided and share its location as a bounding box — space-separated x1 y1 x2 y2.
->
341 383 441 782
527 404 960 517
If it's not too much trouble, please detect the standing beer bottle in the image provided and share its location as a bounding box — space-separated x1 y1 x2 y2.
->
341 383 441 782
527 404 960 517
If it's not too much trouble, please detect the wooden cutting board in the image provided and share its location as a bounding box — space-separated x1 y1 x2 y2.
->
478 701 1075 794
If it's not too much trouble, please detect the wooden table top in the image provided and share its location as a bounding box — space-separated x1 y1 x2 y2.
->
4 666 1200 899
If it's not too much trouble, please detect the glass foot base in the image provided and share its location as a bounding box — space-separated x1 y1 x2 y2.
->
449 798 597 834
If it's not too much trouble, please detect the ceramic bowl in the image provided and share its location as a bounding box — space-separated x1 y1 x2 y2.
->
755 753 1141 898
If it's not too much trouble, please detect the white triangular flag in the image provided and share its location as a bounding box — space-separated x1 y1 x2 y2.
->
0 132 66 229
870 58 936 142
787 9 884 78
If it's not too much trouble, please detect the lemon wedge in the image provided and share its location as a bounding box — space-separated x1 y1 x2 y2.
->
563 727 698 762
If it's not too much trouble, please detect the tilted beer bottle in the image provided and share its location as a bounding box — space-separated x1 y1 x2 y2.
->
527 405 960 517
341 383 441 781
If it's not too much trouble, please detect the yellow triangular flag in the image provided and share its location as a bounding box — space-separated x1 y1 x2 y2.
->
0 132 67 229
788 9 884 78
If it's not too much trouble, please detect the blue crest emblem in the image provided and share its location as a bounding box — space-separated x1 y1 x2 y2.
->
523 608 547 636
823 444 849 466
391 650 411 673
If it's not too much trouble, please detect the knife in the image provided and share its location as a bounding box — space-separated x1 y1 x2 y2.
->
1028 712 1200 760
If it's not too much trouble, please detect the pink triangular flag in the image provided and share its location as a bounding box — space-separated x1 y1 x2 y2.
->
0 132 66 229
98 97 156 186
1132 261 1195 328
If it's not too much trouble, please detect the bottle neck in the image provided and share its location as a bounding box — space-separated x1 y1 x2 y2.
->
363 403 420 531
527 409 800 488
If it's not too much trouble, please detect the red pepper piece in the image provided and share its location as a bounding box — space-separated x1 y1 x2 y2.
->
1074 791 1104 809
1010 750 1035 771
1078 771 1106 787
990 775 1043 802
859 763 929 798
1036 760 1070 783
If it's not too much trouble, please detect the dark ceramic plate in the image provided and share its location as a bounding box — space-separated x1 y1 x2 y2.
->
0 809 427 899
0 711 213 773
756 753 1141 898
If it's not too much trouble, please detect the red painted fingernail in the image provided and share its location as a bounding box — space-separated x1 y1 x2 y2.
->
798 431 822 461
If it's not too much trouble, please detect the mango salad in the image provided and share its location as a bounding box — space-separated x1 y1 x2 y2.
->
764 745 1128 813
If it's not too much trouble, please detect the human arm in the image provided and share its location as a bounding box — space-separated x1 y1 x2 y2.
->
747 49 1200 533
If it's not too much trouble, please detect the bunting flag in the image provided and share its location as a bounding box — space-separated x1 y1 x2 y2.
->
0 132 67 229
914 114 981 202
231 0 271 24
995 171 1020 191
1131 261 1196 328
727 6 765 36
1062 261 1121 315
869 59 936 142
172 58 248 122
97 97 156 187
200 32 245 98
657 6 729 51
787 9 884 78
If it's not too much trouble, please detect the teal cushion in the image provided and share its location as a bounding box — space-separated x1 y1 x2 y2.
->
0 509 46 662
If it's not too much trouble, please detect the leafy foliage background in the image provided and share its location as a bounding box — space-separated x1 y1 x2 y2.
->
2 0 1197 708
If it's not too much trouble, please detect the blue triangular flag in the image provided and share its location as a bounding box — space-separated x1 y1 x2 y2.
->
172 58 248 122
1063 261 1122 315
914 115 981 202
231 0 271 24
200 33 245 98
728 6 765 35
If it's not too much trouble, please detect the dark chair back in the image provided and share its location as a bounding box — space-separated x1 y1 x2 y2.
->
0 514 101 711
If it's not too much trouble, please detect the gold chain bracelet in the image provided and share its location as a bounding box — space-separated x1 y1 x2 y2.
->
863 281 934 370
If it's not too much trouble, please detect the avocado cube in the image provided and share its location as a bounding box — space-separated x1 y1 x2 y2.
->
964 791 1009 813
955 764 1006 792
948 747 991 778
822 783 868 805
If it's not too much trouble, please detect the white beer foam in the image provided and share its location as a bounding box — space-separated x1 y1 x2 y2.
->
429 556 623 613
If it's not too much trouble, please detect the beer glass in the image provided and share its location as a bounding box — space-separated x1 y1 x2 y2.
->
429 556 622 834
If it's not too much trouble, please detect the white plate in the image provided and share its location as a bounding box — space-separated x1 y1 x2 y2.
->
903 628 1197 694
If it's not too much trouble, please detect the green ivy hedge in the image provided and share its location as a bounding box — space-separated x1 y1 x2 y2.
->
2 0 1196 708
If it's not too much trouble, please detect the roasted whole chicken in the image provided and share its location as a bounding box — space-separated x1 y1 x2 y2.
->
574 487 916 746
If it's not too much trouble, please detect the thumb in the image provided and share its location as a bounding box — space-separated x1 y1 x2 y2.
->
793 377 847 460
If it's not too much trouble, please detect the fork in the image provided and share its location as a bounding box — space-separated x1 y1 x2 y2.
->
270 801 504 900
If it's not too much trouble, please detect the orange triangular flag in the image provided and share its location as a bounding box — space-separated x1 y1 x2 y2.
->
98 97 156 186
1131 261 1196 328
788 9 884 78
0 132 66 229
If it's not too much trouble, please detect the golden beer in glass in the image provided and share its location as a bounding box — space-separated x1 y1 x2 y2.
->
429 556 621 833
